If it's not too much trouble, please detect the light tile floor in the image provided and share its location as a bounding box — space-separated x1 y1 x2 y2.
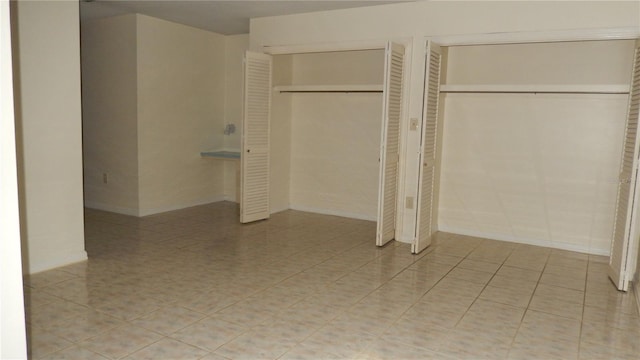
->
23 202 640 359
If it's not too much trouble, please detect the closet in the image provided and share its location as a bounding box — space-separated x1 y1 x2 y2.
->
431 38 639 290
240 42 408 246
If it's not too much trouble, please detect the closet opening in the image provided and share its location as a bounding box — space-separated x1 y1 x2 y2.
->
241 43 409 247
431 39 638 290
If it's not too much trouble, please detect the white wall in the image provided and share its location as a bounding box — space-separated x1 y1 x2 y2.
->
290 50 384 85
13 0 87 273
224 34 249 152
1 1 27 357
289 93 382 220
82 14 229 216
270 55 293 213
438 40 634 255
82 14 139 215
223 34 249 202
445 41 634 85
250 0 640 244
136 15 227 215
439 93 627 254
268 50 385 220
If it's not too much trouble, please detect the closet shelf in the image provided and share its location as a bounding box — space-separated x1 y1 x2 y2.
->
274 84 383 93
439 84 629 94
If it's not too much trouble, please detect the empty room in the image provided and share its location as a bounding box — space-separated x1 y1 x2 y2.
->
2 1 640 359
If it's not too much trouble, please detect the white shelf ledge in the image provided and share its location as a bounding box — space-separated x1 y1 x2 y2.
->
201 150 240 161
439 84 629 94
274 84 383 93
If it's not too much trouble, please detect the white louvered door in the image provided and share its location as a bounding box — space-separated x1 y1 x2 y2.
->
609 39 640 291
412 41 442 254
376 42 405 246
241 51 272 223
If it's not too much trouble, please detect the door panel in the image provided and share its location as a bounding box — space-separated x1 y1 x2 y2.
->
608 39 640 291
377 42 405 246
241 51 272 223
413 41 442 254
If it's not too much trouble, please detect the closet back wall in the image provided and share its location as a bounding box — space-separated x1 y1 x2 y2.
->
288 50 384 220
438 40 635 255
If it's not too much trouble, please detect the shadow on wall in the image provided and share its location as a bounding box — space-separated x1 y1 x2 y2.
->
9 0 30 275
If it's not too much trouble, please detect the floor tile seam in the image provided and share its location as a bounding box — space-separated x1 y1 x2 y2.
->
131 308 209 335
507 250 549 351
445 244 512 332
162 332 235 357
318 251 463 343
41 314 124 344
578 258 600 359
31 338 77 360
531 285 586 305
113 336 165 359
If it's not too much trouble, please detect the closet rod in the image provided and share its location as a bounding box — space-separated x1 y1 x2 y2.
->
440 90 630 95
439 84 629 95
278 90 383 93
274 84 384 93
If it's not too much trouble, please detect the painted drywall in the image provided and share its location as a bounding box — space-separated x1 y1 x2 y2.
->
439 93 627 254
446 41 634 85
438 41 633 255
83 14 228 216
12 0 87 273
137 15 227 215
289 93 382 220
270 55 293 213
250 0 639 244
223 34 249 202
224 34 249 152
251 1 638 47
287 50 384 220
290 50 384 85
1 1 27 357
82 14 139 215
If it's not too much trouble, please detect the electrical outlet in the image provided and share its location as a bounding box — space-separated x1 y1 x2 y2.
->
102 173 108 184
406 196 414 209
410 118 419 131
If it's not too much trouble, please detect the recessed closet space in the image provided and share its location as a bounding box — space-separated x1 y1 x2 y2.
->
270 49 387 221
436 39 636 255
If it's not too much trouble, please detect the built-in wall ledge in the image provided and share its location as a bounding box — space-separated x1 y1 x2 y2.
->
439 84 630 95
274 84 384 93
201 150 241 160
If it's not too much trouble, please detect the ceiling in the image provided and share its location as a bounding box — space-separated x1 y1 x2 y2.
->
80 0 413 35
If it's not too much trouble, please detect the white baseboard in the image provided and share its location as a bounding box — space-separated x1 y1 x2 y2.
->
223 195 238 203
288 204 376 222
437 225 609 256
138 196 226 216
269 205 290 215
86 196 227 217
84 201 139 216
27 250 88 274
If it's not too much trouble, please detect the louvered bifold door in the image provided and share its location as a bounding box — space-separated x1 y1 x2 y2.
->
376 42 405 246
608 39 640 291
240 51 272 223
412 41 442 254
